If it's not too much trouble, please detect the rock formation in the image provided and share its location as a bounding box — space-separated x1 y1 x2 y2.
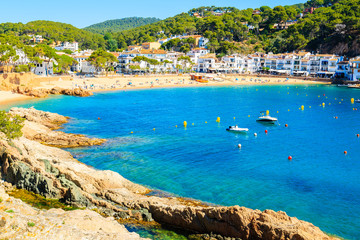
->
11 86 93 98
0 108 340 240
0 182 145 240
9 107 105 148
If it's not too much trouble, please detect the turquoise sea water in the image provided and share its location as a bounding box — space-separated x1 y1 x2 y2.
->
3 85 360 239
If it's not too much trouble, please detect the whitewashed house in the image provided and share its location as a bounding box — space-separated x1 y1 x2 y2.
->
197 54 217 73
55 42 79 52
187 48 210 65
32 61 53 76
350 58 360 81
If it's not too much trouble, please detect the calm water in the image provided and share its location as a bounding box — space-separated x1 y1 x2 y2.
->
3 85 360 239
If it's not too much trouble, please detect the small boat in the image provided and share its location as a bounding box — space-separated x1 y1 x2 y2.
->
256 111 278 123
337 84 349 87
355 99 360 103
226 125 249 132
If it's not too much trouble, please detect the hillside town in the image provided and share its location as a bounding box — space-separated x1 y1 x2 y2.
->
1 34 360 82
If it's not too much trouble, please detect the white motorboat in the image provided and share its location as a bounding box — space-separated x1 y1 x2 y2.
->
226 125 249 132
355 99 360 103
256 111 278 123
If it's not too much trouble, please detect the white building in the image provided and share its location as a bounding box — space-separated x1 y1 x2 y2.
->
335 61 350 79
186 48 210 66
71 55 95 73
55 42 79 52
197 54 217 73
32 61 53 76
350 58 360 81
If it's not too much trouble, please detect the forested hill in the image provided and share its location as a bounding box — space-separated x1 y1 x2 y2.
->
0 21 106 50
84 17 161 34
111 0 360 57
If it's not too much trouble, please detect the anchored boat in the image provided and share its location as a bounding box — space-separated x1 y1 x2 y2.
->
226 125 249 132
256 111 278 124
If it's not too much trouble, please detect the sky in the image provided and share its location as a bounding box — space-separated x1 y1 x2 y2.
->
1 0 306 28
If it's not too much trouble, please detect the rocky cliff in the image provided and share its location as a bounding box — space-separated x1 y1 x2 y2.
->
0 108 339 240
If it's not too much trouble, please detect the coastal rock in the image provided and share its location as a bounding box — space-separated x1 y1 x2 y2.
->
147 205 335 240
64 186 91 208
11 85 92 98
60 87 93 97
9 107 68 129
0 183 146 240
9 107 105 147
12 86 49 98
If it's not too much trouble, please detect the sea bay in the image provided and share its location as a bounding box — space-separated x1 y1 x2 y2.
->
4 84 360 239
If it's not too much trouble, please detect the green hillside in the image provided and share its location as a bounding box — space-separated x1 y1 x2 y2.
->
84 17 161 34
110 0 360 56
0 20 106 50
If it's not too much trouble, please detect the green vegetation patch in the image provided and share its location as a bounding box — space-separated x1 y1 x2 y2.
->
0 111 24 140
27 222 35 227
8 188 79 211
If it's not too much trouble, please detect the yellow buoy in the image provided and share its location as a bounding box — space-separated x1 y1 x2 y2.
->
277 111 279 113
288 109 290 111
153 128 156 131
329 103 331 105
309 106 311 108
248 115 250 117
301 105 304 111
205 121 207 124
322 103 325 107
175 125 177 128
216 117 220 123
351 98 355 104
234 117 236 120
266 110 269 116
192 123 194 126
183 121 187 127
130 131 133 134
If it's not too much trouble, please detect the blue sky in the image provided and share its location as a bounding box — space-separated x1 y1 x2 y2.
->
2 0 305 28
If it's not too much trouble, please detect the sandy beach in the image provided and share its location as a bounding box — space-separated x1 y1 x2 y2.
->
0 91 32 105
0 74 330 105
36 74 330 92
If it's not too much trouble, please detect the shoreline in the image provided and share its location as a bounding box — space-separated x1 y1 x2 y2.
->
0 74 331 106
0 91 33 105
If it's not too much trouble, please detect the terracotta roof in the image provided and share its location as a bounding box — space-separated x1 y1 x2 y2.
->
127 49 167 55
316 54 335 57
110 52 120 57
73 55 89 59
199 53 217 59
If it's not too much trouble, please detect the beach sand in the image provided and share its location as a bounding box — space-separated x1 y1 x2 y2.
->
0 91 32 105
36 74 330 92
0 74 330 105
